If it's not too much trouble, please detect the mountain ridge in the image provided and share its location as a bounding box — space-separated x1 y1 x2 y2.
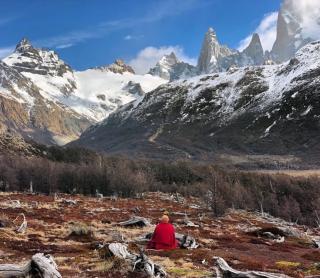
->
70 41 320 165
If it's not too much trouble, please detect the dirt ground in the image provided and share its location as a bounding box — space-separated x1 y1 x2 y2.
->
0 192 319 277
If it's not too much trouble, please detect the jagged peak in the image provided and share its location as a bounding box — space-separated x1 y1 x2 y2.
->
205 27 218 41
159 52 179 64
251 33 262 45
15 38 33 53
207 27 216 35
97 59 135 74
244 33 264 52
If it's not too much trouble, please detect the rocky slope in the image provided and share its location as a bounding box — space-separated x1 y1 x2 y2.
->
1 39 166 144
0 58 90 145
71 41 320 164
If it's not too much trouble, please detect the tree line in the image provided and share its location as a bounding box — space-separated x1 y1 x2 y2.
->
0 146 319 227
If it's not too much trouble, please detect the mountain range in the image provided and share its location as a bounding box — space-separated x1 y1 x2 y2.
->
71 41 320 165
0 39 165 144
1 0 320 165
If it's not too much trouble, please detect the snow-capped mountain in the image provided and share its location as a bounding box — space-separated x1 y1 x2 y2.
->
74 67 166 121
0 39 167 144
271 0 318 63
148 52 197 81
149 30 266 81
0 59 90 145
71 41 320 163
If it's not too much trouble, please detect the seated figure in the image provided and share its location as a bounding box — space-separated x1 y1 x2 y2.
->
147 214 178 250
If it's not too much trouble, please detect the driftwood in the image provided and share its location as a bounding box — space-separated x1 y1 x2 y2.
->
10 199 21 208
175 233 199 249
13 213 27 233
213 257 291 278
62 199 77 206
107 243 166 277
0 253 61 278
119 216 151 227
313 239 320 248
95 189 103 199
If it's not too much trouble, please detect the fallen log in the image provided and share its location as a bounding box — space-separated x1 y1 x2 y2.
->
14 213 27 234
213 256 292 278
118 216 151 227
107 243 166 277
0 253 61 278
10 199 21 209
95 189 103 199
62 199 77 206
175 233 199 249
313 239 320 248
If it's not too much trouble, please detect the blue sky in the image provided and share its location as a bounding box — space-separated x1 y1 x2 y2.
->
0 0 281 72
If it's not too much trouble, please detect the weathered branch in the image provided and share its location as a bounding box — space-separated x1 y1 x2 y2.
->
118 216 151 227
213 256 292 278
0 253 61 278
14 213 27 234
107 243 166 277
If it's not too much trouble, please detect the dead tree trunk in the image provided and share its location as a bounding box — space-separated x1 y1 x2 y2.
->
0 253 61 278
213 257 292 278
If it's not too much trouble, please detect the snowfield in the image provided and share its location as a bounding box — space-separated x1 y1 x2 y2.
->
74 69 166 121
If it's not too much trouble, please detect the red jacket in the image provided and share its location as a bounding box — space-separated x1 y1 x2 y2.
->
147 222 178 250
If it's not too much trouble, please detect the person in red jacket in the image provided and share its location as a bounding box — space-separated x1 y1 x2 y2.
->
147 214 178 250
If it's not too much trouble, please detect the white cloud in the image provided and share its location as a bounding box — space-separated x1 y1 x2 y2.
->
56 43 74 49
286 0 320 40
129 46 196 74
238 12 278 52
0 47 14 59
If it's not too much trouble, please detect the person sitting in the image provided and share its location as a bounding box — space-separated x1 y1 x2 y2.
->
147 214 178 250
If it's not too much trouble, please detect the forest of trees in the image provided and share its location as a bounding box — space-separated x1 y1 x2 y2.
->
0 146 319 227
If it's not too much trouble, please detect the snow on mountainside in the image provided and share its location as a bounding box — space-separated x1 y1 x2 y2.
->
148 52 197 81
0 38 167 144
73 69 166 121
71 41 320 163
3 39 167 123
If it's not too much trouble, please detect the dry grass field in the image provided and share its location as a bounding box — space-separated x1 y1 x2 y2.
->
0 192 319 277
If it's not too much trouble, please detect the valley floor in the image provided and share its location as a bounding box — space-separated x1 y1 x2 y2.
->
0 192 319 277
246 169 320 177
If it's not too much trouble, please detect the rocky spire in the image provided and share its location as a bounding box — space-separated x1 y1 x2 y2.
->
15 38 33 53
243 33 265 65
197 27 233 74
271 0 312 62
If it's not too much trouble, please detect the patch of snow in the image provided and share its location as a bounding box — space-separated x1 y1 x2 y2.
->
301 105 312 116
